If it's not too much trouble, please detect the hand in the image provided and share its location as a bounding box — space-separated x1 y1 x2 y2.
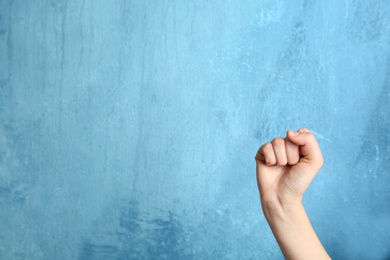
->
255 128 324 212
255 129 330 260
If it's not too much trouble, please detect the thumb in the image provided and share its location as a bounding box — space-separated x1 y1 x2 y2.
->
286 128 324 167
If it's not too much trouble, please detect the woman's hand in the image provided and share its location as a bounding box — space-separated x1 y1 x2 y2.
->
255 128 324 214
255 128 330 260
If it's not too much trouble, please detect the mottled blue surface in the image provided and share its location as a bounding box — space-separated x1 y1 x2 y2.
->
1 1 390 259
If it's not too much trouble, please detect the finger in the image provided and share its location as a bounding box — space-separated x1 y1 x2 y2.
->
255 142 276 165
255 148 264 161
285 138 300 165
286 129 324 167
271 138 287 166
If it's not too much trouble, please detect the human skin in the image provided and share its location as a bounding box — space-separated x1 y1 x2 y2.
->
255 128 331 260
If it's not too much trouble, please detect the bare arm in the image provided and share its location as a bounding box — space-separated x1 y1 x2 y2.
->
255 128 331 260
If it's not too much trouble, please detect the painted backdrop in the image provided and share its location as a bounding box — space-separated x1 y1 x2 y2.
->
1 1 390 259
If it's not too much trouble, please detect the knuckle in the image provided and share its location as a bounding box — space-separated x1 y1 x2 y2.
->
262 143 273 154
271 137 285 147
261 143 275 164
277 159 287 166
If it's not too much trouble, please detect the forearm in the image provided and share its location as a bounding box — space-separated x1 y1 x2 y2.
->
262 201 331 260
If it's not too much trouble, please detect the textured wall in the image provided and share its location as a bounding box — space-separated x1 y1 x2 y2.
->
1 1 390 259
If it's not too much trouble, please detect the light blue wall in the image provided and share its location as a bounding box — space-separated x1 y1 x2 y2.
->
1 1 390 259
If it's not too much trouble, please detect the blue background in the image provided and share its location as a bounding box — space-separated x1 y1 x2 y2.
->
1 1 390 259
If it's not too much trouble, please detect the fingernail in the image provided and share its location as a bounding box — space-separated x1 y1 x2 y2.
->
289 130 299 136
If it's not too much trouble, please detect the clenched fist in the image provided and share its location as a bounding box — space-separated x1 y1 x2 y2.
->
255 128 330 260
255 128 324 211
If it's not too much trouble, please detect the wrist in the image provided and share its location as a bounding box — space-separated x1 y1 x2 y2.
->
261 198 303 223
